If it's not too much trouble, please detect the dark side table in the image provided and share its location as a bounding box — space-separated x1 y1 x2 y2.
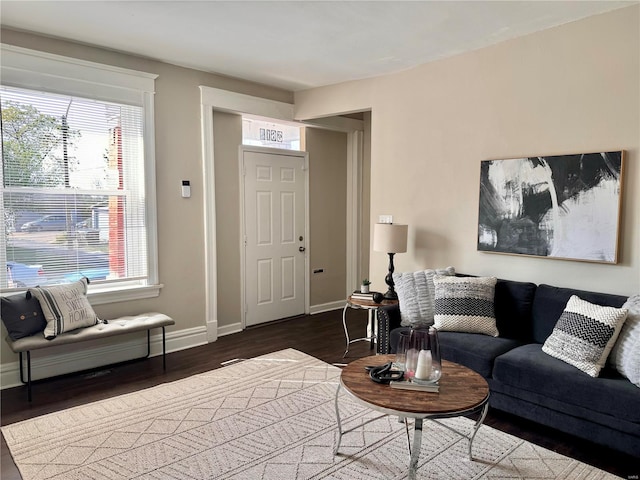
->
341 295 398 357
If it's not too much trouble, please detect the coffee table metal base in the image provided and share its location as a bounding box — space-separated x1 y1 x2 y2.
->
334 384 489 480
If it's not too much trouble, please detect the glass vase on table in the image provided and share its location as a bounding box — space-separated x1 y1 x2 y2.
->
405 327 441 383
394 331 411 371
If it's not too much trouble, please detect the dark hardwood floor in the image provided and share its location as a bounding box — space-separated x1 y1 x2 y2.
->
2 308 638 479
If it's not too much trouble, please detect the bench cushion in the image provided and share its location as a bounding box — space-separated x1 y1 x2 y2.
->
6 312 174 353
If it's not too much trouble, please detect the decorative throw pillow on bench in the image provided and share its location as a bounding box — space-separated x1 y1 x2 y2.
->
542 295 628 377
393 266 455 327
28 277 100 339
0 293 47 341
433 276 499 337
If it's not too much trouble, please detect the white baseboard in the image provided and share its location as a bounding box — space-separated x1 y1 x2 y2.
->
310 300 344 315
217 303 342 336
206 319 218 342
217 322 242 337
216 304 343 337
0 326 207 390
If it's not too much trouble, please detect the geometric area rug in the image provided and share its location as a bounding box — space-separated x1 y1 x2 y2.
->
2 349 619 480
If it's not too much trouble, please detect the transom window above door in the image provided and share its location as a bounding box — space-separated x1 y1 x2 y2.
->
242 116 301 150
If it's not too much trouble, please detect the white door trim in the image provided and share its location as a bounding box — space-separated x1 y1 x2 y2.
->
239 146 310 328
199 101 218 342
346 130 365 297
199 86 364 341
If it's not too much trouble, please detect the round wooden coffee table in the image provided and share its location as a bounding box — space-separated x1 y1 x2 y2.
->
334 355 490 480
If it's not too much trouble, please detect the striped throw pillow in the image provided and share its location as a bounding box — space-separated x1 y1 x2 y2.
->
28 278 99 339
433 276 498 336
542 295 628 377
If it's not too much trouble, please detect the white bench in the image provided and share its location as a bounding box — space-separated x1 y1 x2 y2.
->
6 312 175 401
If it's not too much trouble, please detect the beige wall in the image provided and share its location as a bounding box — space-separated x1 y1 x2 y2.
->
0 29 293 365
212 111 244 327
295 6 640 297
304 128 348 304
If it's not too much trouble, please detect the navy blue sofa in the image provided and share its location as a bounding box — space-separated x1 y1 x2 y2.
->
378 278 639 458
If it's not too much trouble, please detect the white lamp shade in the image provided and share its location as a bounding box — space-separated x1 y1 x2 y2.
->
373 223 408 253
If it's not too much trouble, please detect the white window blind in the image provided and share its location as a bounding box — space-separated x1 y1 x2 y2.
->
1 46 159 300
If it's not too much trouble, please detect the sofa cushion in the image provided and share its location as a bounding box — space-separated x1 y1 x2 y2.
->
28 278 100 339
393 267 455 327
434 276 498 336
494 280 537 342
542 295 628 377
0 293 47 340
489 382 640 451
493 344 640 424
531 284 628 344
438 331 522 379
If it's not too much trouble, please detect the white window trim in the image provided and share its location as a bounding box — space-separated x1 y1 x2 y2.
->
1 44 162 303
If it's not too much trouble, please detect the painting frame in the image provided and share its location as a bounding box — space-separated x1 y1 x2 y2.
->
477 151 624 264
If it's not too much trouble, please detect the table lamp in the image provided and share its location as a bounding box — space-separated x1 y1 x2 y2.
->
373 223 408 300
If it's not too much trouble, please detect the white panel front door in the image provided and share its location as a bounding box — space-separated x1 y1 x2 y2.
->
243 148 307 326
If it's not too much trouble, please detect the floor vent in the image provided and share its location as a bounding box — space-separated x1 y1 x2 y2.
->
220 358 247 367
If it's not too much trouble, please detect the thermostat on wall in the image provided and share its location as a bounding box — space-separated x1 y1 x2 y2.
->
181 180 191 198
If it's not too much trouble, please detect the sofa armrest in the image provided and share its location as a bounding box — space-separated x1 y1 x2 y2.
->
377 304 401 354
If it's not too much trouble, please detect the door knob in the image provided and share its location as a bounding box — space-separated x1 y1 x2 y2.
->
299 246 306 252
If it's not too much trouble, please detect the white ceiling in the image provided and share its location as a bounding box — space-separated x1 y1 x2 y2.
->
1 1 635 91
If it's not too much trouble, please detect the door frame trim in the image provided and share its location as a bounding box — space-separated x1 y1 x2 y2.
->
239 146 310 329
199 86 364 341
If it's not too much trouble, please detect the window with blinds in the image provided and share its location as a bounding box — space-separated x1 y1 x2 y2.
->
1 46 159 299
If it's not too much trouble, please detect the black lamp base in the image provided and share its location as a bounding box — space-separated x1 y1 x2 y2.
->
383 289 398 300
383 252 397 301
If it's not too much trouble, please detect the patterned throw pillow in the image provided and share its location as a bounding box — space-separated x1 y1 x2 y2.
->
28 278 100 339
433 276 498 336
0 293 47 341
393 267 455 327
609 294 640 386
542 295 628 377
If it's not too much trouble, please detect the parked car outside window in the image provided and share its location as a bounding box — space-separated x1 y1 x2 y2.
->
20 214 69 232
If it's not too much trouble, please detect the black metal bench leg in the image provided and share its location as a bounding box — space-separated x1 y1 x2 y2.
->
162 326 167 371
27 351 32 402
19 351 25 383
144 328 167 371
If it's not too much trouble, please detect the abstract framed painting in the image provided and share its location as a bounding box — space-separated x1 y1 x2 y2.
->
477 151 624 264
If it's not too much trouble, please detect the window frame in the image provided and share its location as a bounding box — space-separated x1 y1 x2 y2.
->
1 44 162 304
